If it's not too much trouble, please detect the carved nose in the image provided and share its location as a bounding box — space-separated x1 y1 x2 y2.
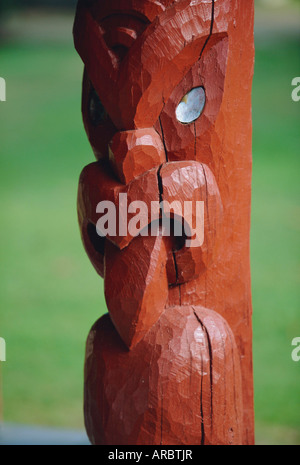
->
108 129 166 184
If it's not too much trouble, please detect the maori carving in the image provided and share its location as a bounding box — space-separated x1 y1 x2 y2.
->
73 0 255 445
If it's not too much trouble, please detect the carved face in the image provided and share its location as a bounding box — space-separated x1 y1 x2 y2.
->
74 0 252 347
74 0 255 442
76 0 229 159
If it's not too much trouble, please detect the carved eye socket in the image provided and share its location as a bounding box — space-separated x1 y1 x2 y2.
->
89 87 109 126
175 87 206 124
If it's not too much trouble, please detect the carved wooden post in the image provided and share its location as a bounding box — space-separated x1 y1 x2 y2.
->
73 0 255 445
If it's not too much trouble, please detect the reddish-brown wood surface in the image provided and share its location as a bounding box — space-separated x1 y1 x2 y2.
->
74 0 255 445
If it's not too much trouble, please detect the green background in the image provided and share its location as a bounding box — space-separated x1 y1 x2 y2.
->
0 0 299 445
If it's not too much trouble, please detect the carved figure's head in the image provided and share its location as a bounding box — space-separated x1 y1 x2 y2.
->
74 0 254 349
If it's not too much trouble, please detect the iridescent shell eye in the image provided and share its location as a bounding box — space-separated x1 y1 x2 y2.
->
175 87 206 124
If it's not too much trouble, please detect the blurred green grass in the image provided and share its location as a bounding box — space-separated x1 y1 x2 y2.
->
0 42 104 427
0 12 299 443
251 36 300 440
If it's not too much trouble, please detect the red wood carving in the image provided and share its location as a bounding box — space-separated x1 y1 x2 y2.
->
73 0 255 445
